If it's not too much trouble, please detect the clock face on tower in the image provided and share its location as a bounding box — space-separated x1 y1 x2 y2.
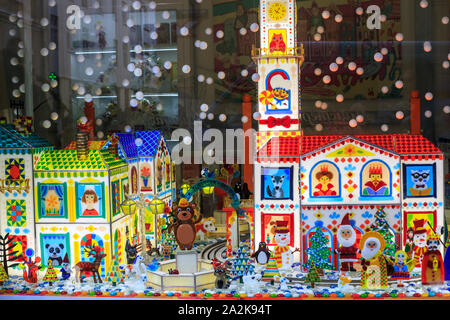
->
268 1 287 22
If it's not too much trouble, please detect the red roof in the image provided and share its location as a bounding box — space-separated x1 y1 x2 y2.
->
256 133 442 162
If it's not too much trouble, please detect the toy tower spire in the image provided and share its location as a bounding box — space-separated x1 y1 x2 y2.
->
252 0 304 132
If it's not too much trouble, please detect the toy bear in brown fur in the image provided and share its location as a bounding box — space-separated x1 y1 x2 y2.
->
168 198 202 250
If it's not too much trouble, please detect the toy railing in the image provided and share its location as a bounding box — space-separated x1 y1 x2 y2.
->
0 178 30 193
251 44 305 63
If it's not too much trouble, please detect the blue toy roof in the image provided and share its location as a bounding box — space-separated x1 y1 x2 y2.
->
0 124 53 150
105 131 165 160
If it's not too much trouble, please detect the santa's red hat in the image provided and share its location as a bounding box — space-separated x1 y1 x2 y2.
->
339 213 354 229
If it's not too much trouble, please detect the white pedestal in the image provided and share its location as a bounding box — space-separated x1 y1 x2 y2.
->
176 249 198 274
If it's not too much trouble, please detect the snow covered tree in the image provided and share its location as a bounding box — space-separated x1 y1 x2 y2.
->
304 222 334 272
0 263 8 285
305 260 320 288
229 245 255 282
106 260 124 286
43 260 58 286
370 207 396 258
262 256 280 283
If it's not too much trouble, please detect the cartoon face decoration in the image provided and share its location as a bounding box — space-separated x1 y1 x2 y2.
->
274 232 290 247
413 233 427 248
403 164 436 198
410 170 430 190
427 238 439 251
396 251 405 263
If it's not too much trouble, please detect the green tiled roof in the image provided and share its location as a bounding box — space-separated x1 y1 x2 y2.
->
35 149 126 171
0 124 53 149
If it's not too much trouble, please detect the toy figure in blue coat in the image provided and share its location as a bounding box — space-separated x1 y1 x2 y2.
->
391 250 414 287
362 165 389 196
60 253 72 281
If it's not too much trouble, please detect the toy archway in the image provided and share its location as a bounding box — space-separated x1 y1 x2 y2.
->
184 178 254 257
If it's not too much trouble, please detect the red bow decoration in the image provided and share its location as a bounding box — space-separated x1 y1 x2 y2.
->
360 259 371 271
260 116 298 128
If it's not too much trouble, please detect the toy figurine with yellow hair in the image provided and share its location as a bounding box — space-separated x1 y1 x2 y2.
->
422 232 444 285
391 250 415 287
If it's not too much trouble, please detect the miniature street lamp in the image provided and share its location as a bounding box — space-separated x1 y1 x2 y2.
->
120 195 137 216
149 198 165 216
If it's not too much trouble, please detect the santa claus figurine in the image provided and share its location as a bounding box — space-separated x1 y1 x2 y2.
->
272 220 293 274
412 219 428 270
335 213 358 271
422 233 444 285
354 231 391 290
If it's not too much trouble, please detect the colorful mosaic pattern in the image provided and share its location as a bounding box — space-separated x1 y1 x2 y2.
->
110 131 163 159
6 200 26 227
35 149 126 171
5 159 25 184
8 235 27 258
80 233 105 276
0 124 52 148
64 140 106 150
112 180 121 216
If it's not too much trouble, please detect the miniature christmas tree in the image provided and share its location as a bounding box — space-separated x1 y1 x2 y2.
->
106 259 124 286
370 207 396 259
305 260 320 288
43 260 58 286
304 222 334 272
229 245 255 282
262 256 280 283
0 263 9 285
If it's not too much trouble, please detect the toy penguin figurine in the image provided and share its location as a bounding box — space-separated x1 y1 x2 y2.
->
60 253 72 281
251 242 271 265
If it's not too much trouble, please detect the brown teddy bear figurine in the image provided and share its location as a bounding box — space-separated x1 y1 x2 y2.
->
168 198 203 250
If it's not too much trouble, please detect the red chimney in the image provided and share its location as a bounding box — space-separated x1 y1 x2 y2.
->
410 90 421 135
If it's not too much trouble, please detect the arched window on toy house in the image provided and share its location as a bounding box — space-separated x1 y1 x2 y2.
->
131 166 138 194
80 234 105 277
309 161 342 201
304 225 334 270
113 229 123 264
360 160 393 200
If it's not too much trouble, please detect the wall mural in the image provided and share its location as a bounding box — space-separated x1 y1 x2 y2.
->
403 163 436 198
140 162 153 192
261 212 294 247
261 166 293 200
38 183 67 218
263 69 292 114
40 233 70 267
360 160 391 198
76 183 105 218
310 162 340 198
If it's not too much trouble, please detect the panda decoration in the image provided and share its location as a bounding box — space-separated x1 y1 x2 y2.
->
46 243 65 267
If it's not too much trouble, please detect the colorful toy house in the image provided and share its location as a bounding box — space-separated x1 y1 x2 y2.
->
252 0 303 258
34 133 131 275
105 131 174 246
0 122 53 273
252 0 445 268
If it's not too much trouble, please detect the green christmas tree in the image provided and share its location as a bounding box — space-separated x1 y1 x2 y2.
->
229 245 255 282
370 207 396 258
303 222 334 271
262 256 280 283
106 260 124 286
0 263 9 285
43 260 58 286
304 260 320 288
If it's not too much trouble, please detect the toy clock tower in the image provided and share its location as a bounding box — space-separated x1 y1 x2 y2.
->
252 0 304 266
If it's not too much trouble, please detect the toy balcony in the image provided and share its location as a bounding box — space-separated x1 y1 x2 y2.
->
146 259 215 292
